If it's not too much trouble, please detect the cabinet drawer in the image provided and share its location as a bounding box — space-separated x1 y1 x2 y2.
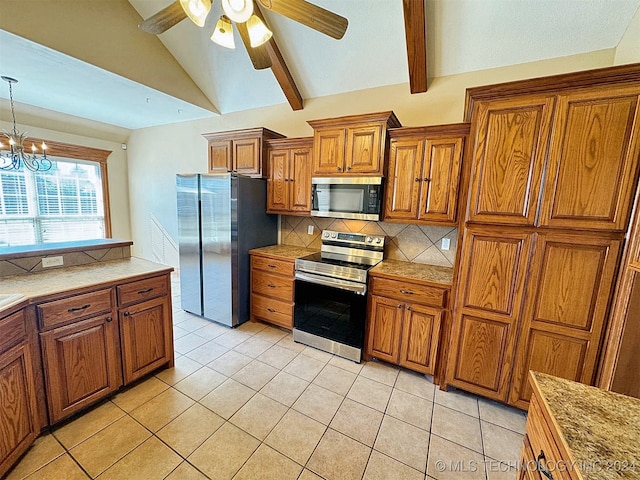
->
252 255 294 276
251 294 293 329
252 271 293 301
370 277 447 307
117 275 168 307
38 289 113 329
527 394 573 480
0 310 27 353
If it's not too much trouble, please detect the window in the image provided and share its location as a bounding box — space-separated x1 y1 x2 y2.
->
0 140 112 247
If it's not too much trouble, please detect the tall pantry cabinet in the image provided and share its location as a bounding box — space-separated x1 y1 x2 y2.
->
445 65 640 408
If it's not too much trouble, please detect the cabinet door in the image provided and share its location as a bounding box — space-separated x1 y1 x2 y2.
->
509 233 621 408
41 314 121 423
0 343 39 478
267 148 289 212
120 296 172 385
399 304 442 375
467 95 555 225
209 140 232 172
313 128 345 175
538 85 640 231
367 296 403 364
419 137 463 224
345 124 383 175
446 228 532 401
289 147 312 213
384 138 423 221
234 138 261 176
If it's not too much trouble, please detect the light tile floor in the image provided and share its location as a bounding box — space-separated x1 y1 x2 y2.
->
8 278 527 480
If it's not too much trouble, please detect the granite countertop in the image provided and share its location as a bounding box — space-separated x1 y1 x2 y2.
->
250 244 319 260
531 372 640 480
0 257 173 306
370 259 454 286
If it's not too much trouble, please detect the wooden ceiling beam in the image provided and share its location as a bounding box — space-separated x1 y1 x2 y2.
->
403 0 428 94
254 3 304 111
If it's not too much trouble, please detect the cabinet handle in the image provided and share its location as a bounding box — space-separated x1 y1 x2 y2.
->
536 451 554 480
414 177 421 182
68 304 90 312
123 311 131 317
106 317 113 322
266 308 276 313
399 289 414 295
137 287 154 294
267 284 276 288
267 264 277 268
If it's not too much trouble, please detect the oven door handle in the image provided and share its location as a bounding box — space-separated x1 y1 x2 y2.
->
295 271 367 295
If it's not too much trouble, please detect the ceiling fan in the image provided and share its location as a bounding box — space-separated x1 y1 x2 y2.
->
139 0 348 70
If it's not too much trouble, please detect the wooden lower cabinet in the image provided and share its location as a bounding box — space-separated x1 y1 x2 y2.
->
0 308 40 478
120 295 173 384
250 253 295 328
367 275 446 375
446 227 533 401
509 233 621 408
40 314 121 424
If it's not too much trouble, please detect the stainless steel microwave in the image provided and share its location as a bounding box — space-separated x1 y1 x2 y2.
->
311 177 383 221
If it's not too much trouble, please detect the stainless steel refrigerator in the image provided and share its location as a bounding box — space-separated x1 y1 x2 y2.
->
176 173 278 327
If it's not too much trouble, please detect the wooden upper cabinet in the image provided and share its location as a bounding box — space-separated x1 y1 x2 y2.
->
208 140 232 172
446 227 533 401
385 124 468 225
509 232 622 408
466 95 555 226
266 137 313 215
308 111 401 177
203 128 285 178
538 85 640 232
313 128 346 175
385 138 424 221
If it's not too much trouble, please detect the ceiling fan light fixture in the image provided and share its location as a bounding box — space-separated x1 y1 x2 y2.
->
246 14 272 48
211 15 236 49
179 0 212 27
221 0 253 23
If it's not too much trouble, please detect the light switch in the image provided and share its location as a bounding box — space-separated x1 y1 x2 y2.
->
441 238 451 251
307 225 314 235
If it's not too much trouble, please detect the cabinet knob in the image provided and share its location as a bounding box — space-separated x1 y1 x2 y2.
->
347 166 351 171
337 166 342 171
423 177 431 182
397 304 402 308
414 178 421 182
123 311 131 317
106 317 113 322
407 306 412 311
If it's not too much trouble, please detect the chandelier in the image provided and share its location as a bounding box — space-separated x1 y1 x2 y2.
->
1 76 52 172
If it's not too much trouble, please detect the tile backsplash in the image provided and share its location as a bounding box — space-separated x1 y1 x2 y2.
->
280 216 457 268
0 246 131 277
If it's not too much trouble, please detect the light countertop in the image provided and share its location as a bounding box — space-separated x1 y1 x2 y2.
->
371 259 454 286
0 257 173 305
531 372 640 480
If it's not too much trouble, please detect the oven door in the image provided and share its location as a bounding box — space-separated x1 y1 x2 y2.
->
293 275 367 362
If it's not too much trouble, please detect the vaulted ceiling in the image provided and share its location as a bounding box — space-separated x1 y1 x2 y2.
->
0 0 638 129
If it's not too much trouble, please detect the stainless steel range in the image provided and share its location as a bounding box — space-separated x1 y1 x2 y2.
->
293 230 385 362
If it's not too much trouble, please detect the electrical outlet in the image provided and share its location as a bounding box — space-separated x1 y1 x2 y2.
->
441 238 451 251
42 256 64 268
307 225 314 235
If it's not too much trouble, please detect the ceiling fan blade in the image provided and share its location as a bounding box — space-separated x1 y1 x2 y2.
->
139 1 187 34
236 22 272 70
256 0 348 40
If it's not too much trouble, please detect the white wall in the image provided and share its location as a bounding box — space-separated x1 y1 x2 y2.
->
615 5 640 65
126 49 617 264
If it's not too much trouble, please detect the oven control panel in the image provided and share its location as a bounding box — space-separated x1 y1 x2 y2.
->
322 230 385 249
